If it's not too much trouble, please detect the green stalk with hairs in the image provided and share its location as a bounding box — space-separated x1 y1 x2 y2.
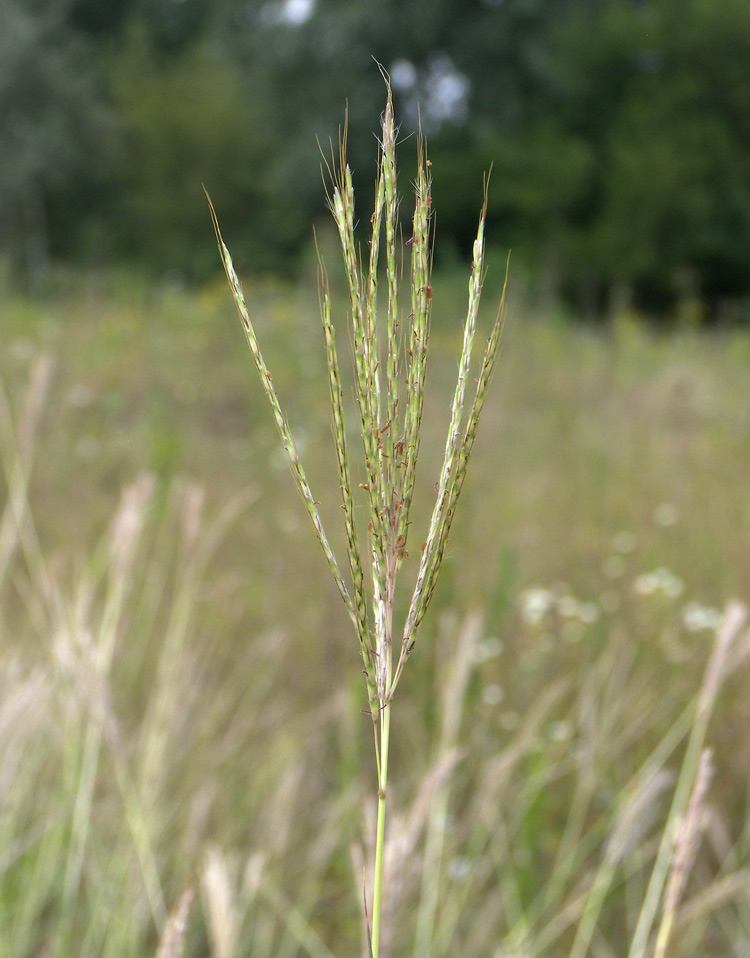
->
206 77 507 957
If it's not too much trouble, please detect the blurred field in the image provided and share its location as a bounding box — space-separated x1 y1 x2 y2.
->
1 270 750 956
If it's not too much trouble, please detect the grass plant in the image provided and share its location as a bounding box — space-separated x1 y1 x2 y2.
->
208 79 507 956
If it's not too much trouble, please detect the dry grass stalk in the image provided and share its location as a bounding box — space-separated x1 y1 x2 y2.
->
628 601 747 958
201 845 240 958
0 353 54 595
156 884 195 958
653 747 714 957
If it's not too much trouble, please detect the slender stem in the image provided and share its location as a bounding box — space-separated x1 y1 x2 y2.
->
371 701 392 958
627 601 745 958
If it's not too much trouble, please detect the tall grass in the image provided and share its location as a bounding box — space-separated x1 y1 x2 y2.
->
208 79 506 956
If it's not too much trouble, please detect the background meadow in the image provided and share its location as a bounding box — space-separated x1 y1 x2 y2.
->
1 266 749 956
4 0 750 953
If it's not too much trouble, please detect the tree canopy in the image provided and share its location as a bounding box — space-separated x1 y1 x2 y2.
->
2 0 750 320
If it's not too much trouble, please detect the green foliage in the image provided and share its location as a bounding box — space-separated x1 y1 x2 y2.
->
549 0 750 312
3 0 750 318
0 0 113 276
108 25 285 275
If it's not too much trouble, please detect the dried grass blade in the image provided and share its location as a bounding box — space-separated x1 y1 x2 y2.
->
628 600 747 958
155 885 194 958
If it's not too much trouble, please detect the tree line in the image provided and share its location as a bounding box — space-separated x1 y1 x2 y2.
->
2 0 749 320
